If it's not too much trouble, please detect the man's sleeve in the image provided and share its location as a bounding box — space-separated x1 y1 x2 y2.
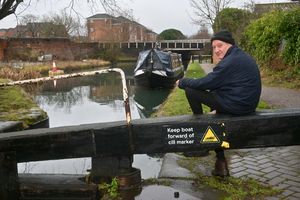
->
178 64 229 90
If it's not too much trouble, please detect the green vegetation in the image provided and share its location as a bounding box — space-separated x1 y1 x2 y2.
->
261 67 300 89
178 156 281 200
213 8 252 43
157 29 186 40
242 8 300 89
142 178 171 186
243 11 284 66
98 47 122 64
153 62 207 117
0 85 47 128
278 8 300 66
98 177 119 199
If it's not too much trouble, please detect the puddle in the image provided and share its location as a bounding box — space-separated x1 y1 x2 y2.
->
135 185 200 200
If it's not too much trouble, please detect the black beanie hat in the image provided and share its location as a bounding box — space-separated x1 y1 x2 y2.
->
211 30 235 45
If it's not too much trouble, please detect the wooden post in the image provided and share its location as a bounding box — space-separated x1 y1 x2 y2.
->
91 155 133 182
0 151 19 200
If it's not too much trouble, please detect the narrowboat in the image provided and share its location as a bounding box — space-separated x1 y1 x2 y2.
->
134 49 184 88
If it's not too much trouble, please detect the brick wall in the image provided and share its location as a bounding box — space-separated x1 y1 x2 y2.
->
0 38 102 61
88 19 113 42
0 39 8 60
2 38 75 61
0 38 153 62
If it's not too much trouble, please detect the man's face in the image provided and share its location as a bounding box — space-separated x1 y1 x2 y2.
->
212 40 232 61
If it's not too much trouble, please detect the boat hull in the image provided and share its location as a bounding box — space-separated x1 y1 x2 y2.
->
134 70 184 88
133 48 184 88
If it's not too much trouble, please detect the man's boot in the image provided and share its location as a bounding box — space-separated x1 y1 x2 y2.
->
212 150 230 177
212 158 230 177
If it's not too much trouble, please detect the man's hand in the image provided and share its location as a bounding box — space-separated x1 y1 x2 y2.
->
176 79 180 87
213 52 221 64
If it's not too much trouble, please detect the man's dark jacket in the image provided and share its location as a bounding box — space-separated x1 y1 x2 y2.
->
178 45 261 115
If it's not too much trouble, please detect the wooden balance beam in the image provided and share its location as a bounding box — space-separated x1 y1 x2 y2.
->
1 108 300 199
0 108 299 162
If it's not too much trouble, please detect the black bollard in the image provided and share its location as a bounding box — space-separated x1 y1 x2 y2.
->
91 155 134 182
0 151 19 200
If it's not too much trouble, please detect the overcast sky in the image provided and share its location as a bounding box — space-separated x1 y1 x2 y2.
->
0 0 291 36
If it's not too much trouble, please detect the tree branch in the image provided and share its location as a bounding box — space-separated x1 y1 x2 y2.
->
189 0 234 31
0 0 23 20
0 0 131 21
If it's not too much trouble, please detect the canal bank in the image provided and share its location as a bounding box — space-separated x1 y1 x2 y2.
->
0 59 114 131
0 82 48 132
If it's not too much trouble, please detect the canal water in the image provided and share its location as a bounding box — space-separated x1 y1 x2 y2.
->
19 64 171 180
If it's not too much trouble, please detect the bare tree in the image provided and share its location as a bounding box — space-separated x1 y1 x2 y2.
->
243 0 256 12
20 14 38 25
189 0 234 32
0 0 126 21
43 10 82 37
19 14 40 37
18 14 68 37
0 0 23 20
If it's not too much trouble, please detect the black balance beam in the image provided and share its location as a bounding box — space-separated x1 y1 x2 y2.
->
0 108 299 163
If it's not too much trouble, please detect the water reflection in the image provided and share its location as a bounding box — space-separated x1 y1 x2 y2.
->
19 70 170 179
133 86 170 118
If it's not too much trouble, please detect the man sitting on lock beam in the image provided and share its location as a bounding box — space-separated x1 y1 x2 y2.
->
176 30 262 177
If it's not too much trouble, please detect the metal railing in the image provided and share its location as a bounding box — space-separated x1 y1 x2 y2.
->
0 68 132 124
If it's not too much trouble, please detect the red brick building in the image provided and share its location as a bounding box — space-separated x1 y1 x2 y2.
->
87 14 157 42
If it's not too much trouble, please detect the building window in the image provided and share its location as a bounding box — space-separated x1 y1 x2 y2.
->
90 28 94 32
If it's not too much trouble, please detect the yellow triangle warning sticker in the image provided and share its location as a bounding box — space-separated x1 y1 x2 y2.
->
201 126 220 143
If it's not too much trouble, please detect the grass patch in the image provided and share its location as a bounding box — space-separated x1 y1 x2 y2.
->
260 67 300 90
0 86 47 128
98 177 119 199
257 99 272 109
178 156 281 200
0 87 37 113
142 178 172 186
153 62 208 117
200 175 280 200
